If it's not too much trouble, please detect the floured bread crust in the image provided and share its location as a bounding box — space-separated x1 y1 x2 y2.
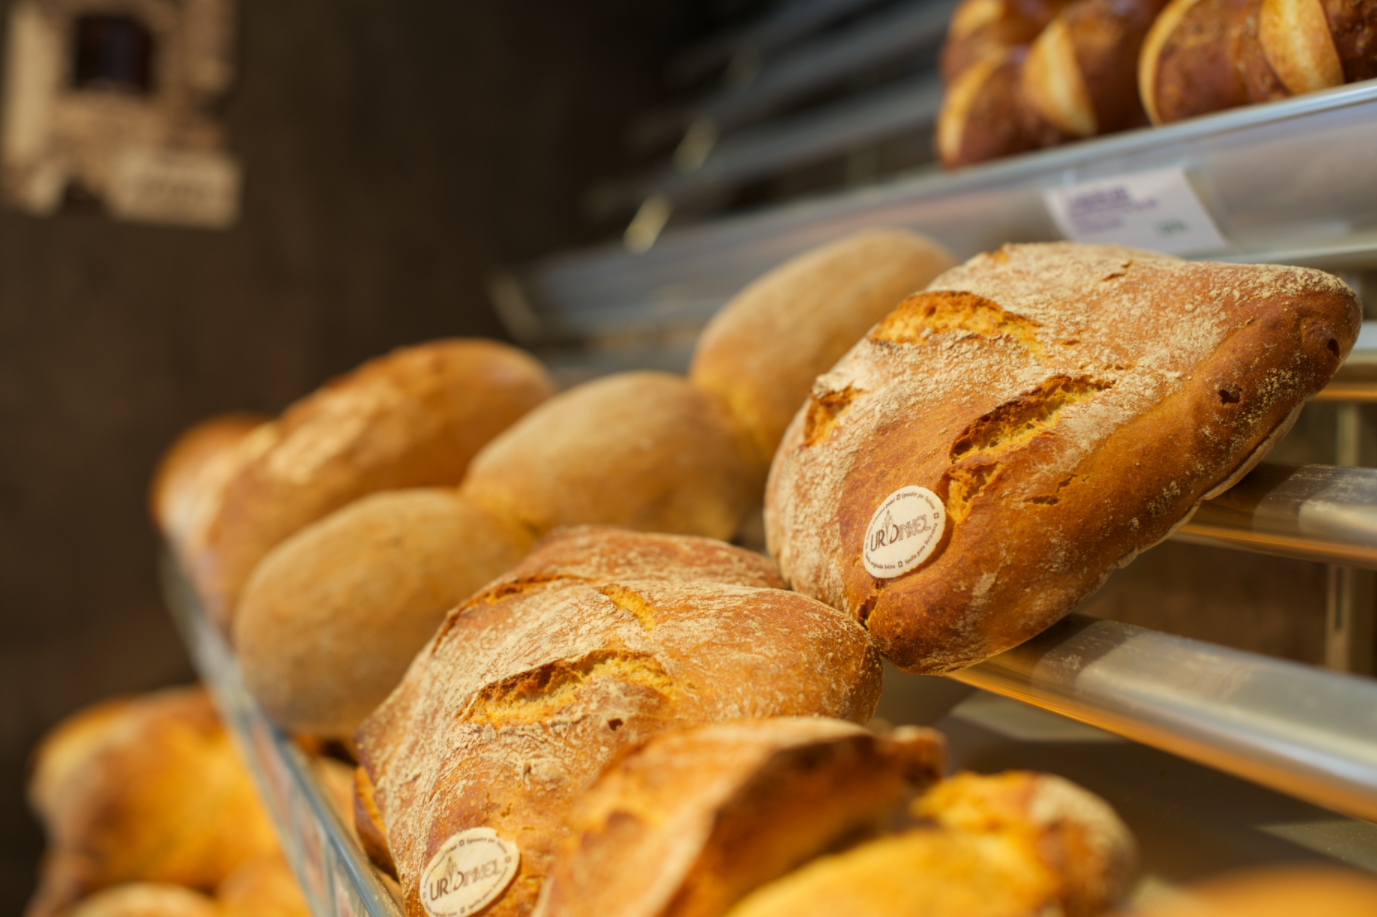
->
355 530 882 917
767 242 1361 672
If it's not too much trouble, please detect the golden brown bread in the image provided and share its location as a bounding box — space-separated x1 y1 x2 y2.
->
65 884 222 917
939 0 1075 82
936 48 1050 167
197 339 554 632
461 372 757 542
1109 865 1377 917
535 718 946 917
1242 0 1377 100
26 687 278 917
1138 0 1257 123
767 243 1361 672
355 528 883 917
216 854 310 917
234 488 534 737
690 231 955 474
725 771 1136 917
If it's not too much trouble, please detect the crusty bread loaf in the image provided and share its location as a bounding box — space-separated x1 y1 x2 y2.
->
767 243 1361 673
234 489 533 737
65 884 222 917
1138 0 1256 123
149 413 269 563
690 231 955 473
1109 865 1377 917
355 529 883 917
217 854 310 917
726 770 1135 917
939 0 1075 82
461 372 757 541
197 339 554 632
25 687 278 917
535 718 946 917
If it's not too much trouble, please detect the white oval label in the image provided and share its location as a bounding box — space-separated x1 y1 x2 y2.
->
862 486 946 578
419 828 520 917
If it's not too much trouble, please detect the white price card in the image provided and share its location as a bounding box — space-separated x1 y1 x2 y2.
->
1042 167 1227 255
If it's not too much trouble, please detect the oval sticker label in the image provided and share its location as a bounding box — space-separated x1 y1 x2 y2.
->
862 486 946 578
419 828 520 917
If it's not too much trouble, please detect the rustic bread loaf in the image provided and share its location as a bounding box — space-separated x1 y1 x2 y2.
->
26 687 278 917
690 232 955 474
234 488 533 737
149 413 269 563
355 529 882 917
64 884 222 917
1138 0 1257 123
726 771 1134 917
535 718 946 917
1108 865 1377 917
197 339 554 632
767 242 1361 673
461 372 757 541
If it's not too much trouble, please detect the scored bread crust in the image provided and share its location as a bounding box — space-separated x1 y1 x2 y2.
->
534 718 946 917
766 243 1361 673
198 339 554 632
355 531 883 917
1139 0 1256 124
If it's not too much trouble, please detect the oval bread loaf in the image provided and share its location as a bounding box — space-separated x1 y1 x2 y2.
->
461 371 757 541
198 339 555 632
355 529 883 917
690 230 955 473
767 242 1361 673
234 489 534 737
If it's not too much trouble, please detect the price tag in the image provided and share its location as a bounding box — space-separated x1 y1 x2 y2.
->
1042 167 1227 255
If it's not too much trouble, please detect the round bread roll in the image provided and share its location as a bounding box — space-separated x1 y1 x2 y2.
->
235 488 534 737
198 339 554 632
1113 865 1377 917
1138 0 1256 124
690 231 955 473
26 687 277 917
64 884 222 917
217 855 310 917
461 371 757 541
939 0 1074 82
767 243 1361 673
937 48 1050 167
535 718 946 917
1241 0 1377 101
355 529 883 917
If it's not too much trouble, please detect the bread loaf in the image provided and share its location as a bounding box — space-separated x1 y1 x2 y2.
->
461 372 757 541
1109 865 1377 917
937 48 1048 167
1138 0 1256 123
197 339 554 631
535 718 946 917
355 529 882 917
26 687 278 917
939 0 1075 82
64 884 221 917
726 771 1135 917
690 231 955 472
767 242 1361 673
1242 0 1377 101
234 489 533 737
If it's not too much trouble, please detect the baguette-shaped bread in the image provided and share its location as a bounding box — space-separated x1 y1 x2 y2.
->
197 339 554 631
461 372 757 541
939 0 1075 82
726 771 1135 917
690 231 955 472
1108 866 1377 917
355 530 882 917
767 243 1361 673
1138 0 1256 123
26 687 278 917
65 884 221 917
535 718 946 917
235 489 533 737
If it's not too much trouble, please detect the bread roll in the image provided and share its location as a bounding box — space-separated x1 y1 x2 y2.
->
1242 0 1377 101
1138 0 1256 124
767 243 1361 673
691 232 955 472
149 413 269 563
198 339 554 631
939 0 1075 82
1111 865 1377 917
235 489 533 737
64 884 221 917
1022 0 1168 137
26 687 278 917
355 529 882 917
937 49 1050 167
726 772 1134 917
461 372 757 541
535 718 946 917
217 855 310 917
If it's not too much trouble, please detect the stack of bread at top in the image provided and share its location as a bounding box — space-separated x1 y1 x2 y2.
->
150 229 955 739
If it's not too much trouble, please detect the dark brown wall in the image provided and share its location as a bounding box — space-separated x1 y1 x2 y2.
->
0 1 699 909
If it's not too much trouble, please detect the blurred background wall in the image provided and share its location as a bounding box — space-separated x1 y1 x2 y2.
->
0 1 709 909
